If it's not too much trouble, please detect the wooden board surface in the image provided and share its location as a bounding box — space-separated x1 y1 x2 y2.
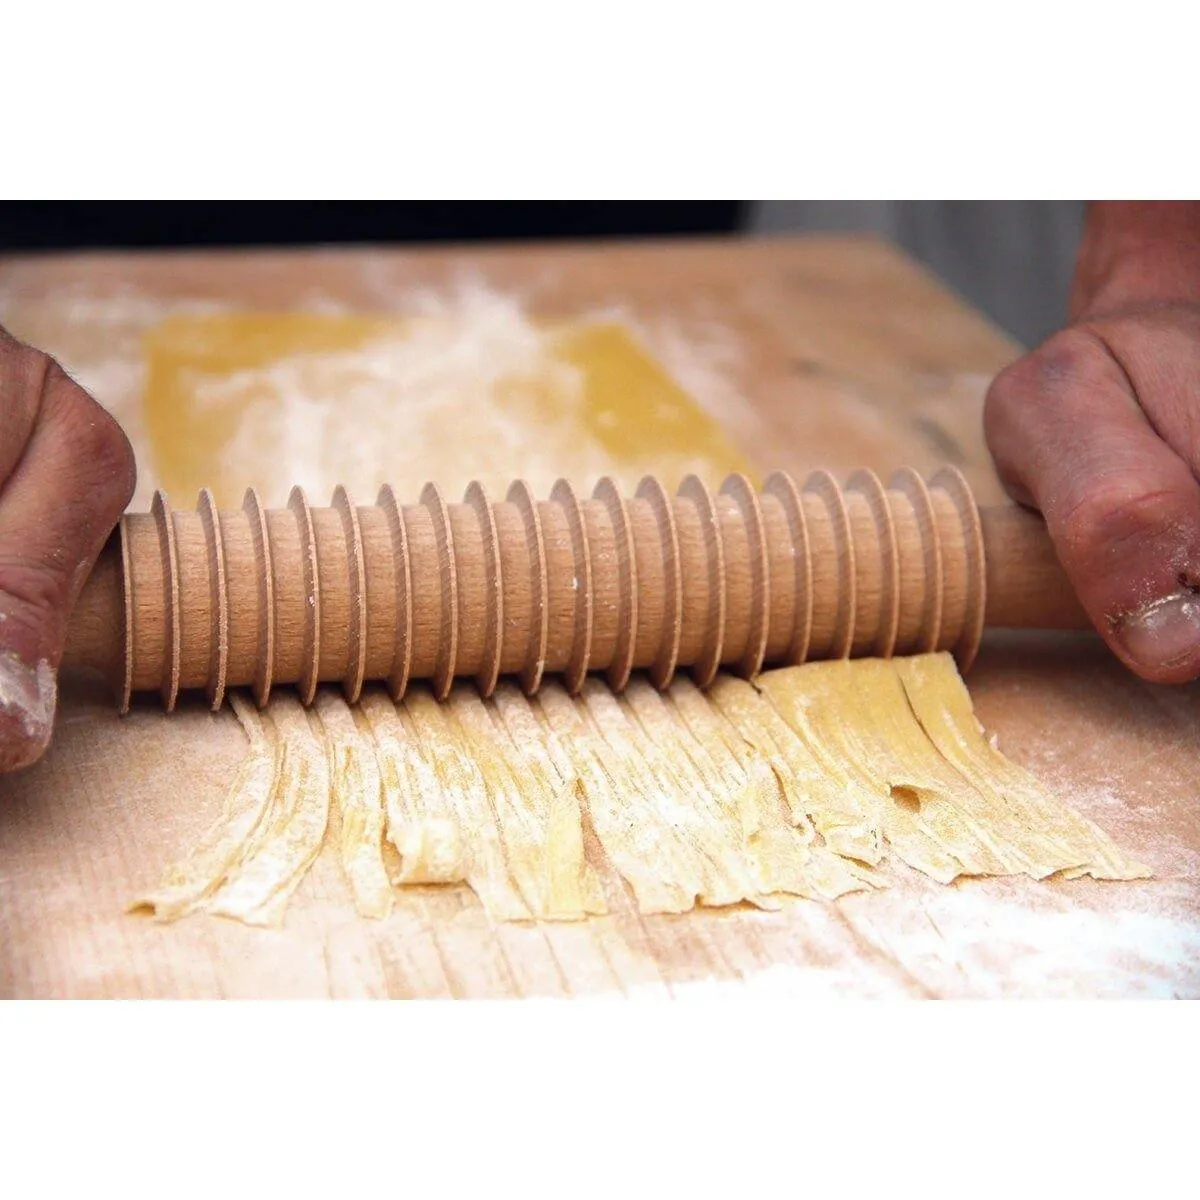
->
0 235 1196 998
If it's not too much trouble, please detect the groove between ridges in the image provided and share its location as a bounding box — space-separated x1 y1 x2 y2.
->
637 475 682 688
889 467 942 655
804 469 856 659
763 471 812 666
465 481 503 697
847 468 899 658
550 479 594 695
507 479 548 696
932 466 986 670
151 491 182 712
243 487 275 707
677 475 724 687
420 482 458 701
376 484 412 701
288 487 320 705
197 487 228 711
592 477 636 693
721 472 770 677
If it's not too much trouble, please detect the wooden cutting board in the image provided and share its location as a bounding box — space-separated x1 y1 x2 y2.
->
0 235 1196 998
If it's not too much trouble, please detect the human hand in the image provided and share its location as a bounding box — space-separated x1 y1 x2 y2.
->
986 201 1200 683
0 326 135 771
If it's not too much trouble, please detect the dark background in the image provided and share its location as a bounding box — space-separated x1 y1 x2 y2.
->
0 202 748 252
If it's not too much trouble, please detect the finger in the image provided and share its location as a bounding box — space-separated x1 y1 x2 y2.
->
1088 310 1200 472
0 328 45 483
0 354 135 770
985 326 1200 684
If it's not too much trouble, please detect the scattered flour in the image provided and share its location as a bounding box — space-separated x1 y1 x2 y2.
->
653 881 1199 999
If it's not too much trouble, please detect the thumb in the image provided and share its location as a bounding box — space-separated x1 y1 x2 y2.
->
986 328 1200 683
0 333 135 770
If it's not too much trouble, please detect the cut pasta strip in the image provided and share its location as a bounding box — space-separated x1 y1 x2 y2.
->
130 693 276 921
314 689 393 920
205 693 331 927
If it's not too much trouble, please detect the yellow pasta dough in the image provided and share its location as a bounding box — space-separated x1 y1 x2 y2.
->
891 655 1149 880
314 691 393 920
133 654 1149 928
203 695 330 927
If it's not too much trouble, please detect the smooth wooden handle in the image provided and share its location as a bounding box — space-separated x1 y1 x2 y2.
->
60 467 1087 712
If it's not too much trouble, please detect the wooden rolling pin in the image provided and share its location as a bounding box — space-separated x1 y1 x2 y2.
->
60 466 1088 712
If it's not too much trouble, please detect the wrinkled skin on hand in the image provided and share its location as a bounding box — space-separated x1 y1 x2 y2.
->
0 325 135 770
986 202 1200 683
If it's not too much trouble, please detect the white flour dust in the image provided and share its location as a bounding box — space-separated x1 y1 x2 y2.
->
0 652 57 767
190 285 614 504
655 880 1199 999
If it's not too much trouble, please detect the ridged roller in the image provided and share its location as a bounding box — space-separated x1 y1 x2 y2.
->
60 466 1089 712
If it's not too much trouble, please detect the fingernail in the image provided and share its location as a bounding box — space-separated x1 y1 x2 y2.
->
1113 589 1200 670
0 651 57 771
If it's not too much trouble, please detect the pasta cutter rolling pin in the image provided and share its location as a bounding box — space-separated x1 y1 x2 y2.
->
58 467 1089 712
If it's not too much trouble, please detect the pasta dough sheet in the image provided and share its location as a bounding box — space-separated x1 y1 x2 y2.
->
141 311 754 508
133 653 1149 928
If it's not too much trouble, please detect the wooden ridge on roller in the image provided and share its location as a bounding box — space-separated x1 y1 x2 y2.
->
59 467 1091 713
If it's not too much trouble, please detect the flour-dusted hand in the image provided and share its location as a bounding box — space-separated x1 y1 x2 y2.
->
0 326 135 771
986 202 1200 683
